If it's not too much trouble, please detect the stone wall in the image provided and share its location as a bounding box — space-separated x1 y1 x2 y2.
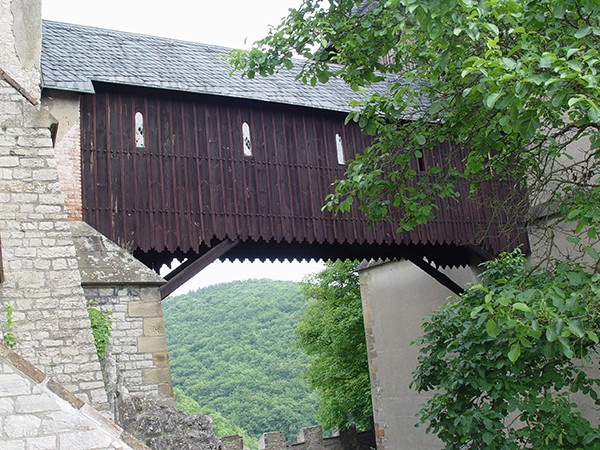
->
71 221 172 413
222 426 374 450
0 0 41 102
0 343 150 449
85 286 173 405
0 76 109 410
359 260 479 450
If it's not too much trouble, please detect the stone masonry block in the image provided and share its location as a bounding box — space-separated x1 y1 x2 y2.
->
221 435 244 450
0 397 15 414
158 382 174 399
58 430 113 450
142 367 171 385
24 436 57 450
259 432 286 450
0 439 26 450
0 373 32 396
297 426 324 449
137 335 167 353
143 317 165 337
139 288 161 303
39 410 89 434
152 352 169 368
14 392 57 413
4 414 42 438
128 301 162 318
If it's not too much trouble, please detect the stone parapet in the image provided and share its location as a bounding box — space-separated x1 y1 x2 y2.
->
225 425 373 450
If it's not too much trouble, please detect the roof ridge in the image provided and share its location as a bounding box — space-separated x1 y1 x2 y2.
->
41 19 237 52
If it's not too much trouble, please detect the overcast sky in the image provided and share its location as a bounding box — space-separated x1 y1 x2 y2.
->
42 0 324 294
42 0 301 49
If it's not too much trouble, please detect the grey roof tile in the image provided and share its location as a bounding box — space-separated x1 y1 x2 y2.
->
41 20 392 113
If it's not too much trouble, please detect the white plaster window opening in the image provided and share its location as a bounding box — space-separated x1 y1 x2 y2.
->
242 122 252 157
336 133 345 165
135 111 145 148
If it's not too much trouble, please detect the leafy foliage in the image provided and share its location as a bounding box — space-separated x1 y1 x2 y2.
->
1 303 16 349
413 250 600 448
87 301 112 360
297 260 372 432
163 280 319 443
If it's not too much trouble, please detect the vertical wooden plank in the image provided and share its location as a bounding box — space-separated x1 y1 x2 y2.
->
218 105 240 240
181 99 197 251
272 108 294 243
169 98 184 250
146 96 162 250
227 105 250 240
133 95 150 251
250 105 271 239
196 101 214 242
237 105 260 241
261 108 282 241
205 101 225 241
80 94 96 228
118 94 135 249
292 112 314 244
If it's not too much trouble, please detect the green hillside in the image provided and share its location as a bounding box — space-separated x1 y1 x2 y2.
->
163 279 319 442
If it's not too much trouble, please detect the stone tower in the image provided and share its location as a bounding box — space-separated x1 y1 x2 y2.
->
0 0 109 409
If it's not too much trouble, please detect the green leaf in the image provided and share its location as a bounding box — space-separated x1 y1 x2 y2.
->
567 321 584 339
508 343 521 362
470 305 484 318
485 92 503 109
512 302 531 313
574 27 591 39
486 319 500 337
585 246 599 261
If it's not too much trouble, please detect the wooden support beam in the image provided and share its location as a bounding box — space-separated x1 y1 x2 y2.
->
163 255 200 281
159 240 239 300
405 253 465 296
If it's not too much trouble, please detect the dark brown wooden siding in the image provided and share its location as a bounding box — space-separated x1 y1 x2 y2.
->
81 84 528 267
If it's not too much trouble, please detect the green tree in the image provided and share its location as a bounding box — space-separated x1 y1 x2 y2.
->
413 249 599 448
230 0 600 446
297 260 372 432
163 280 319 443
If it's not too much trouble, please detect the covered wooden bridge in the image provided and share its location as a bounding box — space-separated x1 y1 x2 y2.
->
41 21 529 297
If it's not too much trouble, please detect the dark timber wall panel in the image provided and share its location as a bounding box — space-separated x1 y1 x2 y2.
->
81 84 528 266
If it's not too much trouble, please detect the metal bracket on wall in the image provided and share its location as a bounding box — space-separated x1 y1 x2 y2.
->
159 239 240 300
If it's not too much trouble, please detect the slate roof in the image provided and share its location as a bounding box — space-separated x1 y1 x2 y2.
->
41 20 391 114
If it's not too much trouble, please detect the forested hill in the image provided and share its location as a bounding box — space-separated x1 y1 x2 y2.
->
162 279 319 442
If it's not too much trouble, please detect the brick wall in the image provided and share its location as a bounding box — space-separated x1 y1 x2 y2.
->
42 91 82 220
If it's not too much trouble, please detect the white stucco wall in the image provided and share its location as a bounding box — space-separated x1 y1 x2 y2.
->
359 260 479 450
